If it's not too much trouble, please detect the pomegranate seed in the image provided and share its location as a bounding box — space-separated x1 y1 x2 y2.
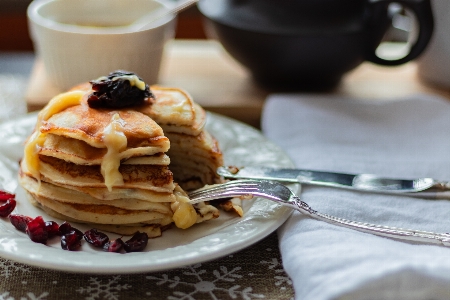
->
58 221 72 234
103 238 124 253
123 231 148 252
73 229 83 240
61 231 82 251
0 190 14 201
45 221 60 238
59 221 83 239
0 198 16 217
9 214 32 232
84 229 109 247
26 216 48 244
7 211 150 254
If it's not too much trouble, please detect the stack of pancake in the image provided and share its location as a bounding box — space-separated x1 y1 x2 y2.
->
141 86 223 191
19 83 226 237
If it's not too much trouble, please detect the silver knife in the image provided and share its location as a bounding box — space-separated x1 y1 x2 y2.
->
217 166 450 198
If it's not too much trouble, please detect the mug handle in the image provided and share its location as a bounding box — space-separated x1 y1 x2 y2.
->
365 0 434 66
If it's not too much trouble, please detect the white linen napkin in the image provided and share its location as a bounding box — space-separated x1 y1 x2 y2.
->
262 93 450 300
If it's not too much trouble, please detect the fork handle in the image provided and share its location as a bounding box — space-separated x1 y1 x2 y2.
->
433 181 450 190
292 196 450 247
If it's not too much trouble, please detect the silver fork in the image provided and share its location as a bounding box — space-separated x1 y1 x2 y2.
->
188 179 450 247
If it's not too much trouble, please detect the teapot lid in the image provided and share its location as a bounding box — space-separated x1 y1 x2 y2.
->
198 0 367 35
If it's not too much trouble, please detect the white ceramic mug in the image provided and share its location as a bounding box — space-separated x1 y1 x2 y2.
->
27 0 176 91
416 0 450 88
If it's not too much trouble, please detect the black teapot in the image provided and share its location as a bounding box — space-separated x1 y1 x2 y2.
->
198 0 433 90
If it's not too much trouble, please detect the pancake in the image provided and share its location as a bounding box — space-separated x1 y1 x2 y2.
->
166 131 223 190
19 72 228 236
40 105 168 148
139 87 207 136
28 195 165 238
19 173 174 211
39 133 170 166
37 155 175 193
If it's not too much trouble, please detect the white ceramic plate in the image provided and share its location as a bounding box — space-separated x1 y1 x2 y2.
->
0 112 296 274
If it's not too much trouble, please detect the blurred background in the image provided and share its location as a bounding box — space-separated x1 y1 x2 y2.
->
0 0 206 114
0 0 206 52
0 0 207 78
0 0 417 126
0 0 413 72
0 0 415 75
0 0 212 119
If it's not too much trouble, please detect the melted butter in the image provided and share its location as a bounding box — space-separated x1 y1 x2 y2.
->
94 75 145 90
112 75 145 91
172 98 189 113
173 203 197 229
36 91 85 129
174 186 190 203
101 113 128 191
23 131 47 181
172 186 197 229
24 91 84 182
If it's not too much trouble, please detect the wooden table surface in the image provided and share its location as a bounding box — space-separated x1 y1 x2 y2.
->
26 39 450 128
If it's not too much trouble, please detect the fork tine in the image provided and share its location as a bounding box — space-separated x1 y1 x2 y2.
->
189 186 258 200
189 191 251 203
188 180 259 197
188 185 258 199
190 186 258 198
193 179 260 190
188 180 261 203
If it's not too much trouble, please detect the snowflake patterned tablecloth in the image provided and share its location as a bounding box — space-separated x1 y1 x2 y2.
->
0 232 293 300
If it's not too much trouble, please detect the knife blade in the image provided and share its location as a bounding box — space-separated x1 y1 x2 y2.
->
217 166 447 194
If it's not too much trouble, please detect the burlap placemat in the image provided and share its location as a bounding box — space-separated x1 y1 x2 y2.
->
0 232 293 300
